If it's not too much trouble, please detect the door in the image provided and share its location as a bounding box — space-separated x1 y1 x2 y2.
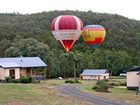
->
104 76 106 80
10 69 15 79
98 76 100 80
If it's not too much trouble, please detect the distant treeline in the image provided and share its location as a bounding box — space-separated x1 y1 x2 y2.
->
0 10 140 77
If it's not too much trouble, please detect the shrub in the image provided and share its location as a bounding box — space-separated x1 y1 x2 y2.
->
92 85 98 90
74 79 81 83
20 76 32 83
65 79 75 83
93 80 109 92
65 79 81 84
109 82 120 86
28 76 32 83
109 81 126 86
5 76 12 82
11 79 20 83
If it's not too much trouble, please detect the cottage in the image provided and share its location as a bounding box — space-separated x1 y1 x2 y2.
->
80 69 109 80
125 67 140 89
0 57 47 80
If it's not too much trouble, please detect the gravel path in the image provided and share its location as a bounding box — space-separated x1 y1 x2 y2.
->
56 85 130 105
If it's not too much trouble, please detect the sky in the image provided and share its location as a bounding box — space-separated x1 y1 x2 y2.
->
0 0 140 20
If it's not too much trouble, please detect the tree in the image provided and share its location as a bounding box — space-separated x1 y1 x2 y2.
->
59 53 69 78
103 50 133 76
67 52 78 78
5 46 20 57
5 38 49 60
58 52 79 78
0 39 11 57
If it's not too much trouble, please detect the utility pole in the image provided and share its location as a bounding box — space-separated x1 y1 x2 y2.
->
136 73 140 95
138 73 140 92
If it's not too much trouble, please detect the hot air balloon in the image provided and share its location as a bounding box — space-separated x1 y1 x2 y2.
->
51 15 83 52
82 25 106 48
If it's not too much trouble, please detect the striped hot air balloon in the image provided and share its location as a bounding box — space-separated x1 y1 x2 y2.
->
82 25 106 48
51 15 83 52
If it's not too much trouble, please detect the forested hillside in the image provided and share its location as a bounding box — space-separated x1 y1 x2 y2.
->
0 10 140 77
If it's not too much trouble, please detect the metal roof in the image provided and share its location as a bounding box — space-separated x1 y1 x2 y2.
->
81 69 107 75
0 57 47 68
124 67 140 72
0 62 21 68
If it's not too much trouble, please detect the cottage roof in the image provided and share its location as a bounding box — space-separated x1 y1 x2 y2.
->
125 67 140 72
0 57 47 68
0 62 21 68
81 69 108 76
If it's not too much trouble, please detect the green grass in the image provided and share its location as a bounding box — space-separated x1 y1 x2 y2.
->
80 80 97 91
81 85 93 91
0 83 81 105
0 78 139 105
111 78 126 83
80 78 133 94
80 77 140 105
81 85 135 94
44 79 65 86
110 86 136 94
112 76 126 79
0 83 54 104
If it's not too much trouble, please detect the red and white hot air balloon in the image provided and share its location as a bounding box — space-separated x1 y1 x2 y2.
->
51 15 83 52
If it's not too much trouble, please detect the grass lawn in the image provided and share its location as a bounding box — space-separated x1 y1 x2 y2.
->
111 76 126 83
0 83 82 105
44 79 66 86
109 86 140 105
1 78 140 105
80 78 140 105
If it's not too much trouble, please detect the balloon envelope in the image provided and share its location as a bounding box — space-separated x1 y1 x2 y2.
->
82 25 106 48
51 15 83 52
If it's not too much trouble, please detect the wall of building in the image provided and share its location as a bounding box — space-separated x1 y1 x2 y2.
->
81 75 92 80
127 71 139 88
15 68 20 79
81 74 109 80
1 67 45 80
4 69 9 78
20 68 34 77
82 75 101 80
0 68 20 80
20 68 27 77
102 73 110 79
0 68 5 80
81 75 102 80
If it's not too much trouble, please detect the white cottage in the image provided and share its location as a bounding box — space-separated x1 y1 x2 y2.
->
126 67 140 89
0 57 47 81
80 69 109 80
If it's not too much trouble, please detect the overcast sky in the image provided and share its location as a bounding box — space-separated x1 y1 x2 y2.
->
0 0 139 20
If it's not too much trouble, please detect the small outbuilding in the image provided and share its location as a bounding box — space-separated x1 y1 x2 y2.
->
125 67 140 89
0 57 47 81
80 69 109 80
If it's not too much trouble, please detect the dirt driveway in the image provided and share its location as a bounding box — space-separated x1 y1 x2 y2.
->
55 85 130 105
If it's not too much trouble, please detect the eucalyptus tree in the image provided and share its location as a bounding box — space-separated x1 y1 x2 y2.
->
59 52 69 78
67 52 78 78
